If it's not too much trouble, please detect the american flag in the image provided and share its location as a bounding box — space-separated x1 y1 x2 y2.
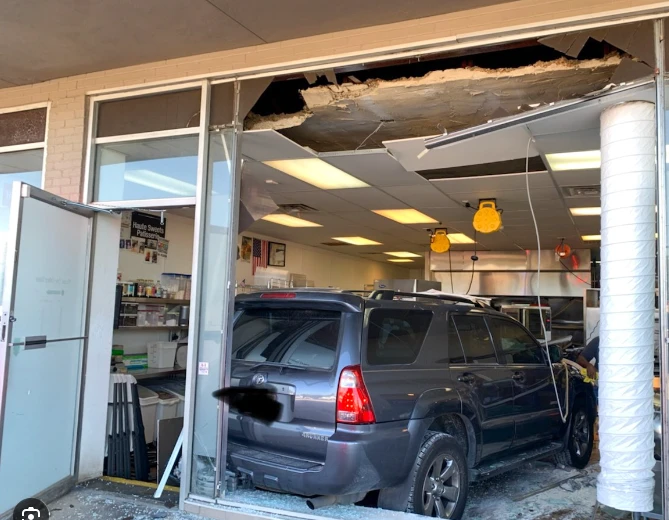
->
252 238 268 275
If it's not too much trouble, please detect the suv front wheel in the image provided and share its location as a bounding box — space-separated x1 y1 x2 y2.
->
405 432 469 519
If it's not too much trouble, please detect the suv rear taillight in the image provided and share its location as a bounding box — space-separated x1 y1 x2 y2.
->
336 366 376 424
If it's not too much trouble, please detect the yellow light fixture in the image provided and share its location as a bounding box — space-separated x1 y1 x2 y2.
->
473 200 502 234
570 207 601 216
332 236 382 246
262 214 322 227
263 158 369 190
582 234 601 242
384 252 422 258
448 233 476 244
388 259 414 263
430 229 450 253
545 150 601 171
373 209 438 225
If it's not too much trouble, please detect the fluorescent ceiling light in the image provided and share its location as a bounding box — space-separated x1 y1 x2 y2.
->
570 207 601 216
384 252 422 258
388 259 414 263
332 236 382 246
373 209 438 224
582 234 601 241
262 214 322 227
448 233 476 244
263 158 369 190
545 150 601 171
124 170 197 196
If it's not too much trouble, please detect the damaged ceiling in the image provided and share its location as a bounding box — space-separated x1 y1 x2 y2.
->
246 22 658 153
247 55 625 152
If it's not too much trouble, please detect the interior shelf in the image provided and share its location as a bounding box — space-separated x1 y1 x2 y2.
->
121 297 191 305
127 367 187 380
117 326 188 330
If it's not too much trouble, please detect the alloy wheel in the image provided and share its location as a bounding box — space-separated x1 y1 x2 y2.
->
572 409 591 458
422 454 461 518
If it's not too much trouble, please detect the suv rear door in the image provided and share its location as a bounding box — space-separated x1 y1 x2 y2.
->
488 316 561 447
450 312 515 459
229 298 362 464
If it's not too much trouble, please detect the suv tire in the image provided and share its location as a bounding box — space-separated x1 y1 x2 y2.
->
381 431 468 519
554 399 594 469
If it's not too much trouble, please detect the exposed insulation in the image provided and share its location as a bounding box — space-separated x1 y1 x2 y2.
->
247 55 624 152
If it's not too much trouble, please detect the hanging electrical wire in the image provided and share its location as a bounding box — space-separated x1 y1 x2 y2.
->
525 135 569 424
466 230 477 295
448 247 454 293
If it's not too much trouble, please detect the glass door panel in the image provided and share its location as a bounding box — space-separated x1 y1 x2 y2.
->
0 184 91 515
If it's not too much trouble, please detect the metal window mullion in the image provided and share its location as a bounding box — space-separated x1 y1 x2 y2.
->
93 126 199 145
215 80 243 500
180 78 211 509
0 142 45 154
82 97 99 205
654 18 669 520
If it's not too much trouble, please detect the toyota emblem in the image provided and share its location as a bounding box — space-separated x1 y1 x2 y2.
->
251 373 266 386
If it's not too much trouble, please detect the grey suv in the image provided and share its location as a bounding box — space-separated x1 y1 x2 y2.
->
227 290 596 519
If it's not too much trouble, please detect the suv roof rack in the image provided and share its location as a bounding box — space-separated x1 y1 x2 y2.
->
369 290 485 308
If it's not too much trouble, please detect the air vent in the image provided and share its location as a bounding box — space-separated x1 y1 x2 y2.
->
277 203 318 212
561 185 601 198
321 242 348 247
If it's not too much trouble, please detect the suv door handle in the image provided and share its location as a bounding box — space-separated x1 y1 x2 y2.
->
457 374 475 383
512 372 525 382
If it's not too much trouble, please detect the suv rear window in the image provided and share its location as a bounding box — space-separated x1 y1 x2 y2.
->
367 309 432 365
232 308 341 369
452 314 497 364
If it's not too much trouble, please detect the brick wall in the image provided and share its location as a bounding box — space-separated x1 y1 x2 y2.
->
0 0 662 200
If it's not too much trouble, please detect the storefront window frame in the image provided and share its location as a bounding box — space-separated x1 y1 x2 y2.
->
73 14 669 519
83 82 204 209
0 103 49 191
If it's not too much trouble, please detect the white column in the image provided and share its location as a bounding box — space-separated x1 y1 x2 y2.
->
598 101 656 512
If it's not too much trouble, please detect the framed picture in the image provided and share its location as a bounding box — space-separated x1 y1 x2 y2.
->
240 236 252 263
268 241 286 267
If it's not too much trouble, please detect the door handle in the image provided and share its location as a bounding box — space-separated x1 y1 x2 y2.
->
512 372 525 382
457 374 475 383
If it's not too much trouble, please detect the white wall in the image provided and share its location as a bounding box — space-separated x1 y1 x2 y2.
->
236 232 411 289
78 214 121 481
118 213 194 282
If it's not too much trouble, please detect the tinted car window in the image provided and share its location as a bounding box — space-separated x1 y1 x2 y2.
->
232 308 341 369
367 309 432 365
490 318 544 365
447 321 466 364
452 315 497 364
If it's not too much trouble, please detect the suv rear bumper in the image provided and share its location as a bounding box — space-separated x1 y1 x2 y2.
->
228 421 419 496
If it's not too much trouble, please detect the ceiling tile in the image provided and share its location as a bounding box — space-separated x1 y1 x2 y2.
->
243 160 317 192
384 126 539 172
272 191 364 212
552 169 600 187
242 130 314 161
320 150 428 187
533 129 600 154
432 171 553 196
330 187 409 210
381 184 460 208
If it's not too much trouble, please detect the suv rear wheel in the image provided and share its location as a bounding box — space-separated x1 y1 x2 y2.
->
392 431 469 519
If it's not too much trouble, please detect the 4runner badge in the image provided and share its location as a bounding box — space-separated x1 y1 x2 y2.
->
251 373 266 386
302 432 328 442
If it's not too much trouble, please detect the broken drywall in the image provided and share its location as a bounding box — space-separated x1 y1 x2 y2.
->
246 55 624 152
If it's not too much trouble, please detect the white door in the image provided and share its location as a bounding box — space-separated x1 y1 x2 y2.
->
0 183 94 515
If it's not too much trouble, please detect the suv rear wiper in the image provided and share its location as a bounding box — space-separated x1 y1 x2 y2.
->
242 361 309 372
